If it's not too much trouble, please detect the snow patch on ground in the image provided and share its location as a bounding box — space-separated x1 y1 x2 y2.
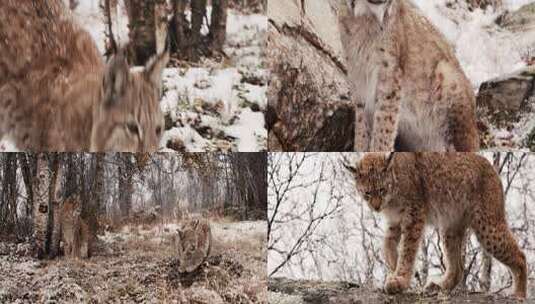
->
213 220 267 243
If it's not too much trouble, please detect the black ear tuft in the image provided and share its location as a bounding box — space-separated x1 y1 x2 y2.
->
341 157 358 175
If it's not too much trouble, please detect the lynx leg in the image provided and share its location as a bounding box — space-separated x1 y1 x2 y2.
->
370 62 402 152
384 223 401 273
385 207 425 294
0 83 16 142
433 61 479 152
426 228 465 292
472 218 527 299
354 102 370 151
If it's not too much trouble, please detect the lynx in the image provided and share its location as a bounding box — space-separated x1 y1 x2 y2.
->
61 194 92 259
339 0 479 152
175 217 212 273
0 0 168 151
344 153 527 299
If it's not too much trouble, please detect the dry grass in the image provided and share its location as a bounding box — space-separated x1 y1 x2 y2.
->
0 217 266 303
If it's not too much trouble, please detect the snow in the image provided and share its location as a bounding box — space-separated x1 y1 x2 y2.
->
0 0 267 152
505 0 535 11
213 220 267 243
412 0 531 89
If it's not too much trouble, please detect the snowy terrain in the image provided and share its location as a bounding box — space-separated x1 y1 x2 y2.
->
268 153 535 299
0 0 267 152
411 0 535 149
413 0 532 88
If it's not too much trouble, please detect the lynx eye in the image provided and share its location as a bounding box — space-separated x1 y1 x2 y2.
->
364 191 373 199
126 122 139 135
367 0 386 4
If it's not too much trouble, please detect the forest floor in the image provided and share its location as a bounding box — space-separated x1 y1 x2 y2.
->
0 219 267 304
268 278 533 304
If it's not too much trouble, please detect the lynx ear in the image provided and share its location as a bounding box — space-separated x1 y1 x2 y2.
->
144 50 170 92
103 48 130 107
341 157 358 176
384 153 395 171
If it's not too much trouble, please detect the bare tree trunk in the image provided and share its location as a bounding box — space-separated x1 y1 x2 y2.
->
103 0 119 57
154 0 168 54
18 153 35 218
118 154 135 219
1 154 17 232
49 155 63 258
171 0 187 53
210 0 228 51
94 153 105 221
125 0 157 64
33 154 50 259
190 0 207 61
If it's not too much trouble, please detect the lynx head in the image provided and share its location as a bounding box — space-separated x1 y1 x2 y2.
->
61 193 82 217
90 49 168 152
343 153 395 212
345 0 394 24
176 218 212 273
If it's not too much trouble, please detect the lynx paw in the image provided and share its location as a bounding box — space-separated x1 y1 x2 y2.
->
384 276 409 294
514 291 526 301
423 281 442 295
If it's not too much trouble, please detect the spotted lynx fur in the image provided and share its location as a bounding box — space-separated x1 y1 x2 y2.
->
345 153 527 299
339 0 479 151
0 0 168 151
175 217 212 273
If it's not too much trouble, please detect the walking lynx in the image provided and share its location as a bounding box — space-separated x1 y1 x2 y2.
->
0 0 168 151
339 0 479 152
344 153 527 299
175 217 212 273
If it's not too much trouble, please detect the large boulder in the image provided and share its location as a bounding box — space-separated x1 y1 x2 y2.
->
476 66 535 149
267 0 354 151
497 2 535 32
496 2 535 66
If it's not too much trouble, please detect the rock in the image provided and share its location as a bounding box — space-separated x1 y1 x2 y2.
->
267 0 354 151
497 2 535 32
269 278 523 304
496 2 535 64
167 138 186 151
477 67 535 129
463 0 502 11
525 126 535 151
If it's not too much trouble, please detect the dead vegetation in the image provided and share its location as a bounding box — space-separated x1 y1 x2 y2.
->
0 218 267 304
